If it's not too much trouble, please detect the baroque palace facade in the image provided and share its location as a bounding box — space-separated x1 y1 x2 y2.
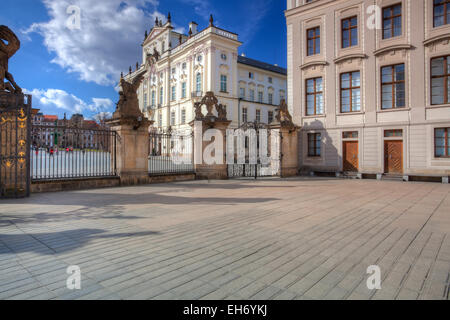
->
286 0 450 177
127 14 287 131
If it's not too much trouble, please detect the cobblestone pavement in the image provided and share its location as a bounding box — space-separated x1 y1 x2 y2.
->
0 178 449 300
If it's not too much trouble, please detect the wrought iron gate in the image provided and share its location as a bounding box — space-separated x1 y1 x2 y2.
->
227 121 281 179
0 94 31 198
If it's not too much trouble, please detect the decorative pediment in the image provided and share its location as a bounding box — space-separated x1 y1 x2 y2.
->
194 63 203 72
219 64 229 73
423 33 450 46
143 28 165 46
373 44 413 57
300 60 328 71
334 53 367 65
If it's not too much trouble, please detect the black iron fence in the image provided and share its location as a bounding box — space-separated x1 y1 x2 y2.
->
31 125 117 181
149 131 194 175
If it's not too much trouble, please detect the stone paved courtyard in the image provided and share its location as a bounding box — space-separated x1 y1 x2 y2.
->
0 178 449 300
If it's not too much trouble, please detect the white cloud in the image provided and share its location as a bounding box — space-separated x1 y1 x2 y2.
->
24 88 113 115
25 0 163 86
92 111 113 122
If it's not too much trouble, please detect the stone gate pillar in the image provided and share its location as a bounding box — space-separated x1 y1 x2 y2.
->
107 117 152 185
270 99 300 178
189 92 231 180
106 72 153 186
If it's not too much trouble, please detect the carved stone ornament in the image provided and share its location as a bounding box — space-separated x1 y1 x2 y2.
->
216 103 227 120
112 68 147 125
195 91 227 121
275 99 295 129
201 91 218 117
0 25 22 94
194 102 203 120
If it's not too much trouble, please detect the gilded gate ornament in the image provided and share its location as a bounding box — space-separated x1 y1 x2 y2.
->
0 25 31 198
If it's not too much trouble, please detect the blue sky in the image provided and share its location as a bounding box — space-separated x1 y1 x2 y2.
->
1 0 287 120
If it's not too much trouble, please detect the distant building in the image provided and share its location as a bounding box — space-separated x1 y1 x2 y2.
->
31 112 110 151
126 13 287 131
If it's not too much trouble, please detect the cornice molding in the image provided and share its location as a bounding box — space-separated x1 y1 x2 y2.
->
373 44 413 56
300 60 328 70
334 53 367 64
423 33 450 46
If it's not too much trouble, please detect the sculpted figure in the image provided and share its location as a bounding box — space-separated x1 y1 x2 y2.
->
194 102 203 120
114 71 145 119
276 99 293 125
0 25 22 93
216 103 227 120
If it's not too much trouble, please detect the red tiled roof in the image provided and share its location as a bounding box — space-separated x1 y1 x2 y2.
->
43 115 58 122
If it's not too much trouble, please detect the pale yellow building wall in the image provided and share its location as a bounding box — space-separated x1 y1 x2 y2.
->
286 0 450 176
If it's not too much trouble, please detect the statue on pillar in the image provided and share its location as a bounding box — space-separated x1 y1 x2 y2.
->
275 99 294 129
113 72 145 120
0 25 22 94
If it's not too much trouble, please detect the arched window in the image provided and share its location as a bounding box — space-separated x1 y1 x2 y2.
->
196 73 202 92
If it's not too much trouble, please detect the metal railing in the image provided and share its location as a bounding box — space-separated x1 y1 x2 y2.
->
149 131 194 176
31 125 117 181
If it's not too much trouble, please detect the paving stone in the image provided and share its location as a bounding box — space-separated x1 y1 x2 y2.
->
0 179 448 300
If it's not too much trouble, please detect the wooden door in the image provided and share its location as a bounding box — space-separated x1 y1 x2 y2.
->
343 141 359 172
384 140 403 174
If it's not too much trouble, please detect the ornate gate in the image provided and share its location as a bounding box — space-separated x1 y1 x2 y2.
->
0 93 31 198
227 121 281 179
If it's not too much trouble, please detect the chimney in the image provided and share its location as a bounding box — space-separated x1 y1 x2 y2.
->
189 22 198 35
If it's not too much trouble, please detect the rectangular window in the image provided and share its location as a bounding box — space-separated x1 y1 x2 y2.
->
340 71 361 113
249 89 255 101
381 64 405 109
242 107 248 123
196 73 202 92
159 87 163 105
181 109 186 124
431 55 450 105
268 77 273 83
268 93 273 105
240 88 245 99
435 128 450 157
307 26 320 56
384 129 403 137
220 75 227 92
434 0 450 27
151 90 155 106
144 93 148 107
343 131 359 139
268 111 274 123
170 111 175 126
256 110 261 123
306 77 324 115
181 82 186 98
308 133 321 157
249 72 254 79
158 113 162 126
342 16 358 48
383 4 402 39
258 91 263 103
171 86 176 101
